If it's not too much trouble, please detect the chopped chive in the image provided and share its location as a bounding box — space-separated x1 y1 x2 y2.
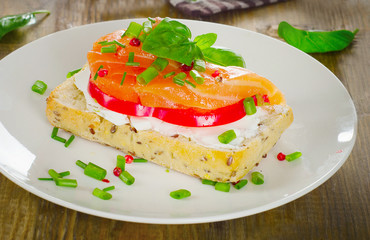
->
185 80 196 88
243 97 257 115
99 41 115 46
122 22 143 38
101 45 117 53
83 162 107 180
174 72 187 81
118 171 135 185
38 178 54 181
116 155 126 170
55 178 78 188
113 40 126 48
137 66 159 85
151 57 169 71
133 158 148 163
94 65 103 80
193 59 206 72
286 151 302 162
251 172 264 185
98 40 108 44
170 189 191 199
48 169 60 179
202 179 217 186
142 21 152 34
163 71 175 78
138 33 147 43
173 78 185 86
125 62 140 66
218 130 237 144
103 186 115 192
52 136 67 143
233 180 248 190
31 80 47 95
120 72 127 85
51 127 59 138
64 135 75 148
128 52 135 62
93 188 112 200
253 94 264 106
148 17 156 24
59 171 70 177
215 182 230 192
189 70 204 84
76 160 87 169
66 68 82 78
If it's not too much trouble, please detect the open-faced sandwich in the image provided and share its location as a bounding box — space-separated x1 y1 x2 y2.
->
46 17 293 183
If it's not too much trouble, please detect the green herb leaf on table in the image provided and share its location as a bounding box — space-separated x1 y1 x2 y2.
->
194 33 217 50
0 10 50 40
202 46 246 68
278 21 359 53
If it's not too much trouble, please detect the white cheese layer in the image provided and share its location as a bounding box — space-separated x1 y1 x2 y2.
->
73 67 268 150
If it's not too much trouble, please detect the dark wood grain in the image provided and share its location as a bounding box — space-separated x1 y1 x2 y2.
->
1 0 369 239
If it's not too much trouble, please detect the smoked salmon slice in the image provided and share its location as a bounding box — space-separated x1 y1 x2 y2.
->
87 29 286 111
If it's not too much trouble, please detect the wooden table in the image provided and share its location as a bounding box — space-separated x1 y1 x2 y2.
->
1 0 369 239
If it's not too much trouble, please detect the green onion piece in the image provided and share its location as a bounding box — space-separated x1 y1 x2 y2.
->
121 72 127 85
66 68 82 78
233 180 248 190
251 172 264 185
116 155 126 170
142 21 152 34
38 178 53 181
125 62 140 66
113 40 126 48
48 169 60 179
128 52 135 62
84 162 107 180
133 158 148 163
31 80 47 95
193 59 206 72
64 135 75 148
137 66 159 85
151 57 169 71
170 189 191 199
59 171 70 177
101 45 117 53
51 127 59 138
163 71 175 78
118 171 135 185
94 65 103 80
76 160 87 169
174 72 187 81
103 186 115 192
202 179 217 186
98 40 108 44
185 80 196 88
286 151 302 162
92 188 112 200
215 182 230 192
122 22 143 38
173 78 185 86
138 33 147 43
55 178 78 188
52 136 67 143
218 130 237 144
148 17 156 24
243 97 257 115
189 70 204 84
254 94 264 106
99 41 115 46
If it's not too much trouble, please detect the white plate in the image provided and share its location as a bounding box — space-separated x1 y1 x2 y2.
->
0 19 357 224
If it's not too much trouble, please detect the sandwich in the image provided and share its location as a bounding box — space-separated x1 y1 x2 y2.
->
46 17 293 183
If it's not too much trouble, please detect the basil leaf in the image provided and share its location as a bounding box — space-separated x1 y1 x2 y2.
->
142 18 200 66
202 47 246 68
194 33 217 50
278 21 359 53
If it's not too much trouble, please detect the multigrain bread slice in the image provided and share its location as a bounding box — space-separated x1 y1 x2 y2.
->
46 76 293 182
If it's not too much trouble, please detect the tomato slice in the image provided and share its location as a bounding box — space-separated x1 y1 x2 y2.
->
88 81 247 127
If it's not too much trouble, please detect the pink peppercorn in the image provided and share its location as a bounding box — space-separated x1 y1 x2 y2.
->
98 69 108 77
252 95 258 106
180 63 193 72
113 167 122 177
277 152 286 161
102 179 110 183
212 70 220 78
125 155 134 164
262 94 270 103
129 38 141 46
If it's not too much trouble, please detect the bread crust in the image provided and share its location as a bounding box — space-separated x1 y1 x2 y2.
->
46 76 293 182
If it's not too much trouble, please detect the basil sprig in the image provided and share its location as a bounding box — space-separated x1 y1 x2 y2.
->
278 21 359 53
0 10 50 40
142 18 245 67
